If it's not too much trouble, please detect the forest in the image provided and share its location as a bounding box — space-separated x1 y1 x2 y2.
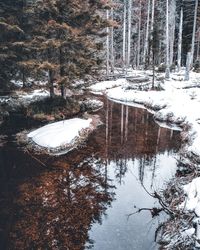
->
1 0 200 250
0 0 199 93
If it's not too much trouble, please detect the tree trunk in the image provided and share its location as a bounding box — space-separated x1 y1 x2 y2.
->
152 49 155 89
165 0 170 79
59 46 66 98
127 0 132 69
143 0 150 67
137 0 141 69
185 52 191 81
196 28 200 60
48 69 54 98
151 0 155 33
191 0 198 67
123 0 127 72
106 9 110 76
22 68 26 88
110 6 115 73
169 0 176 66
177 6 183 72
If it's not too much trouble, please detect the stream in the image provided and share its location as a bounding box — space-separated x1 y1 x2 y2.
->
0 97 181 249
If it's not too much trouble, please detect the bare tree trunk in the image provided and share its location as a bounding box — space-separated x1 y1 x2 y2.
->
169 0 176 66
185 52 191 81
152 49 155 89
191 0 198 67
197 28 200 60
177 6 183 72
127 0 132 68
169 0 176 65
137 0 141 69
106 9 110 76
151 0 155 33
165 0 170 79
123 0 127 72
143 0 151 67
110 6 115 73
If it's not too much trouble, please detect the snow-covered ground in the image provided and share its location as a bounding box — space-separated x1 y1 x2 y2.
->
28 118 92 154
90 69 200 247
0 89 49 107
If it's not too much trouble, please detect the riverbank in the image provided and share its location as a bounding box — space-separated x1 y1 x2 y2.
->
0 86 104 156
90 69 200 249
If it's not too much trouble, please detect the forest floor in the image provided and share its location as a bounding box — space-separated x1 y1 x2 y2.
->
90 68 200 249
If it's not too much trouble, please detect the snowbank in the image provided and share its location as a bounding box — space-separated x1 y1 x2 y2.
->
28 118 92 154
181 177 200 217
90 78 128 92
80 98 104 112
21 89 49 100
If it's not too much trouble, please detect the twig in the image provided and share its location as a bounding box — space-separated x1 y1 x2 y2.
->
25 149 48 168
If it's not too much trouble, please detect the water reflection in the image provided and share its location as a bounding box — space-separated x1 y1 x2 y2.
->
87 100 180 250
0 99 180 250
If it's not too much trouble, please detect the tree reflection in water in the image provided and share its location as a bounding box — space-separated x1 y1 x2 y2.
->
9 159 115 250
0 98 181 250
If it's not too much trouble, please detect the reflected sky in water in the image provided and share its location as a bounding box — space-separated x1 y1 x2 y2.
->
0 98 180 250
87 99 180 250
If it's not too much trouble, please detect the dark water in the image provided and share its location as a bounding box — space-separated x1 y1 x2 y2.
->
0 98 181 250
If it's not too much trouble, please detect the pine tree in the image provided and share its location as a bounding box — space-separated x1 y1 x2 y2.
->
0 0 25 86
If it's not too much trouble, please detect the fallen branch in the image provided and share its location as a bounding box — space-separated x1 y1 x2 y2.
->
127 206 163 220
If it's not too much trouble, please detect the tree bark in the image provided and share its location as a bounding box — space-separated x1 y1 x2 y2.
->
110 6 115 73
191 0 198 67
143 0 150 67
106 9 110 76
137 0 141 69
177 6 183 72
185 52 191 81
127 0 132 68
123 0 127 72
48 69 54 98
165 0 170 79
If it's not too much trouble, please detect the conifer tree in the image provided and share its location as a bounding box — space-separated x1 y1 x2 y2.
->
0 0 25 86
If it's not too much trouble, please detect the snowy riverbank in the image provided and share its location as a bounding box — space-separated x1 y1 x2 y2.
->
90 69 200 248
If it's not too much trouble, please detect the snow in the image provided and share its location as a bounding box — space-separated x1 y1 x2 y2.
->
20 89 49 99
181 228 195 238
11 78 46 87
181 177 200 217
81 98 104 111
90 78 128 92
28 118 92 149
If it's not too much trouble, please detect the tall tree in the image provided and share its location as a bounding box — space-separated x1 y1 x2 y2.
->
0 0 25 86
165 0 170 79
177 5 183 71
191 0 198 67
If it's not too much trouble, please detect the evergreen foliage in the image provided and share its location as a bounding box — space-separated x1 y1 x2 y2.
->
0 0 111 95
